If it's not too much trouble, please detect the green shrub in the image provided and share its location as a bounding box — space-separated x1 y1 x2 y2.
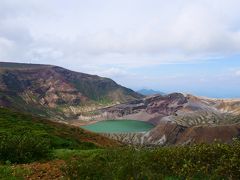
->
62 142 240 179
0 165 30 180
0 131 51 163
0 107 100 151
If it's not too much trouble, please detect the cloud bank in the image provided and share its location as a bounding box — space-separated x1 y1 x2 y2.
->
0 0 240 67
0 0 240 97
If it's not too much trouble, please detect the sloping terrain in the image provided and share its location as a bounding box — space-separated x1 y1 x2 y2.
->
0 107 120 148
3 142 240 179
89 93 240 145
0 107 120 179
1 62 239 146
0 62 142 120
97 93 240 125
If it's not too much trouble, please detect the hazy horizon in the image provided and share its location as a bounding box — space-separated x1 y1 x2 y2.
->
0 0 240 98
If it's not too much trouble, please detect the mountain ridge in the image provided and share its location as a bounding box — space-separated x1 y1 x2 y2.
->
1 62 240 146
0 62 143 120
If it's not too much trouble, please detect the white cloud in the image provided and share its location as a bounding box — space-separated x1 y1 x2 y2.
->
0 37 15 59
0 0 240 68
26 47 64 62
235 70 240 76
97 67 129 78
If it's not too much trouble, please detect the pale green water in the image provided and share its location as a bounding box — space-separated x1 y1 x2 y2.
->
81 120 154 133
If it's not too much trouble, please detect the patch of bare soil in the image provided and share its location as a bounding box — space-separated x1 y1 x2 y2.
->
17 160 65 180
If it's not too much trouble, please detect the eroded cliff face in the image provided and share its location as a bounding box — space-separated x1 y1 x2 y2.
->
1 62 240 146
89 93 240 146
93 93 188 123
95 93 240 125
0 62 143 120
101 122 186 146
1 68 87 108
101 122 240 146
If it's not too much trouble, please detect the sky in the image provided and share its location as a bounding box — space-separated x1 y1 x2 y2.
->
0 0 240 98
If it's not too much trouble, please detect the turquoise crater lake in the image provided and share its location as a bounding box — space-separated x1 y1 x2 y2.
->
81 120 154 133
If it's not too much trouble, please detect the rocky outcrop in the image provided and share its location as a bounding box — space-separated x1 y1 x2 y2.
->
96 93 240 126
176 123 240 144
94 93 240 146
101 122 186 146
102 122 240 146
98 93 188 121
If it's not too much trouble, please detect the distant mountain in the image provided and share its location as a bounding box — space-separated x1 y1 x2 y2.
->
137 89 165 96
0 62 143 120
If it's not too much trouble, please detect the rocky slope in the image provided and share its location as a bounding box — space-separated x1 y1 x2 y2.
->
0 62 143 120
95 93 240 125
1 62 239 146
87 93 240 146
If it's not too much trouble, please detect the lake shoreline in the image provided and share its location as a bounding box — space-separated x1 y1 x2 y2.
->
80 119 155 133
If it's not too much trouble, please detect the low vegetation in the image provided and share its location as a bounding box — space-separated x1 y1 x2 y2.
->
1 107 240 179
63 141 240 179
0 107 119 164
0 165 30 180
0 131 50 163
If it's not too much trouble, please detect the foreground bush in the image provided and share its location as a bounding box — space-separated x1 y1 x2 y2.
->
63 141 240 179
0 165 30 179
0 107 106 151
0 131 51 163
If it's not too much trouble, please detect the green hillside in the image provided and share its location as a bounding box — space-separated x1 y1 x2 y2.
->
0 107 119 162
0 107 240 179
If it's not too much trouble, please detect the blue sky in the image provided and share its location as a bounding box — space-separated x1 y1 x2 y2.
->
0 0 240 98
105 55 240 98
